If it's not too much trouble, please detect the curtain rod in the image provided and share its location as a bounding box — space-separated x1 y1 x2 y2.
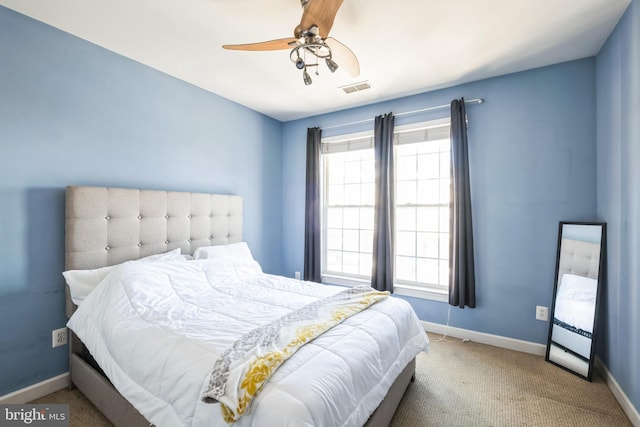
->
321 98 484 131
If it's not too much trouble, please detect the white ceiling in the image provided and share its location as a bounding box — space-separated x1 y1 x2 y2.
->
1 0 631 122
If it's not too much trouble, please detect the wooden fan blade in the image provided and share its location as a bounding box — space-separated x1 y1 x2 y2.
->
326 37 360 77
223 38 298 51
298 0 344 39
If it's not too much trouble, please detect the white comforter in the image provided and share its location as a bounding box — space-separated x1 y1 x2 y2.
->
67 257 428 427
554 273 597 333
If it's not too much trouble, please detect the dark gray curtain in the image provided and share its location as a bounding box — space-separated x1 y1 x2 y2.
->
449 98 476 308
304 127 322 282
371 113 395 292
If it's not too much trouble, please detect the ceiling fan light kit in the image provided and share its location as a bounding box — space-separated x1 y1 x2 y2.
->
222 0 359 86
289 29 339 85
303 69 313 86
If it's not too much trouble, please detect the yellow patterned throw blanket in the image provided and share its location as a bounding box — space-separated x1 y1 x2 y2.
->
201 286 389 423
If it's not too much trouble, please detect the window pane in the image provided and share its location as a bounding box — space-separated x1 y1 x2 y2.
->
327 250 342 272
440 179 451 204
396 231 416 256
344 183 361 205
439 260 449 286
397 180 417 205
344 161 361 183
396 207 416 231
439 207 449 231
417 179 439 204
328 184 344 205
327 207 343 228
416 258 439 285
360 230 373 253
343 208 359 229
417 232 439 258
417 153 439 179
440 152 450 178
343 229 359 252
397 155 417 181
360 208 374 230
327 229 342 251
343 252 360 275
440 233 449 260
361 160 374 182
396 256 416 282
328 159 344 184
417 207 439 232
359 253 372 276
361 183 375 206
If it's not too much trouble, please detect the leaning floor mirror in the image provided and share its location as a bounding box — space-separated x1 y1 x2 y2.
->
545 221 606 381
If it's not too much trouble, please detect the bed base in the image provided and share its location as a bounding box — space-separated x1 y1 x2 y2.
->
70 330 415 427
70 354 150 426
364 358 415 427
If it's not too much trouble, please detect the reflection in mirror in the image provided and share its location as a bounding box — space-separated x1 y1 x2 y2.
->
545 222 606 381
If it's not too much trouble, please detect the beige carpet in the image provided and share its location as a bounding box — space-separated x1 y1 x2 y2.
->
390 334 631 427
31 333 631 426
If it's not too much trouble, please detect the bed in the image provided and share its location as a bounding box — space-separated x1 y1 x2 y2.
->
63 185 429 427
550 238 600 361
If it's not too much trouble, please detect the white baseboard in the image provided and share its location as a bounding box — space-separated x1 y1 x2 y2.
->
421 320 547 355
595 357 640 427
0 373 69 404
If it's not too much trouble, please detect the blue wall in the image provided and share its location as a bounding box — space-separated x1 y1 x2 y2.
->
596 0 640 413
0 7 283 396
282 59 598 344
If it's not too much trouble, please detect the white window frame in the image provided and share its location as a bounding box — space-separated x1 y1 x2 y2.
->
319 119 450 302
392 119 450 302
320 130 375 285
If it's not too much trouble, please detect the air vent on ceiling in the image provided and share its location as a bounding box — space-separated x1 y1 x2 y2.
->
340 81 372 94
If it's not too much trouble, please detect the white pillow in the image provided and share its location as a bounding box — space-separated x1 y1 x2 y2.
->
63 248 183 305
193 242 254 261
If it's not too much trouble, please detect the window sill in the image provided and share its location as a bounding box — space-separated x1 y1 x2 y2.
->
393 284 449 303
322 274 449 303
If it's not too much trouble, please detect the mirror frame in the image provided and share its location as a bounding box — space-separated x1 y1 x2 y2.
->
545 221 606 381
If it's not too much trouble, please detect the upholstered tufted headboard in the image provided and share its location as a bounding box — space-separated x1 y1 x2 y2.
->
65 185 242 317
558 238 601 281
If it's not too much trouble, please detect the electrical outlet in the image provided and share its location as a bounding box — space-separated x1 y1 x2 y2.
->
535 306 549 322
52 327 68 348
294 271 301 280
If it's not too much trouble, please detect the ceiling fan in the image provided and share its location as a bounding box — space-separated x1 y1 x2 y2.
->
223 0 360 85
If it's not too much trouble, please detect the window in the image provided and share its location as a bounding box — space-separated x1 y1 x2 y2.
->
393 123 450 298
321 119 451 300
322 133 375 282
